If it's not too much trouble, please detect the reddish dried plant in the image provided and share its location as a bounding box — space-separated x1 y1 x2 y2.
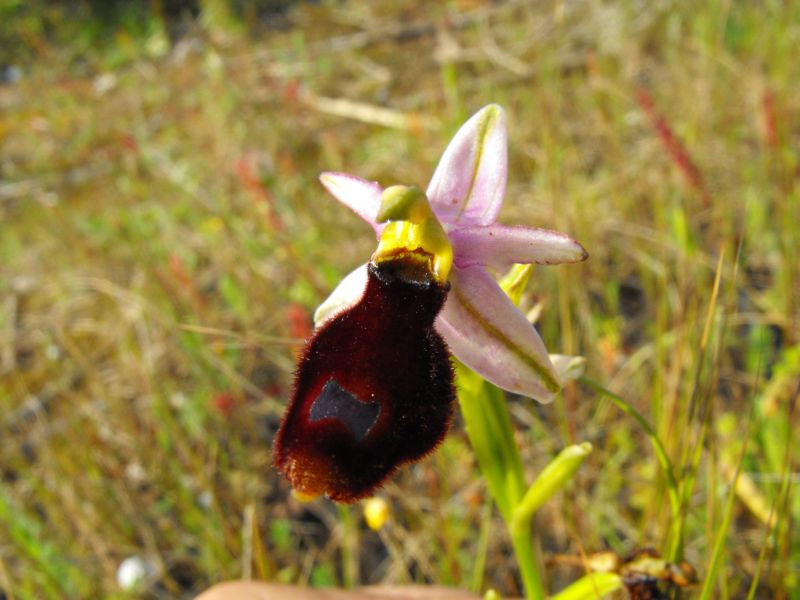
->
636 87 711 208
235 154 284 231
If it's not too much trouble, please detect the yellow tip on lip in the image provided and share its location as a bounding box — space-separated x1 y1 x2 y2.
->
291 489 321 503
373 186 453 283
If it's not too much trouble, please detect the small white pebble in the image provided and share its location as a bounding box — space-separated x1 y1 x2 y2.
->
116 556 154 590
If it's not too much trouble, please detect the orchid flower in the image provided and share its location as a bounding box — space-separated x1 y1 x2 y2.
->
274 105 587 503
315 104 587 402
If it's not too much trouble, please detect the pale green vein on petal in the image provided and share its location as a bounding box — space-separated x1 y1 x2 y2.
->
455 105 500 224
451 280 561 394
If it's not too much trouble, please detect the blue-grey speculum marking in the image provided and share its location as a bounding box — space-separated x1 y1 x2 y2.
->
309 379 381 442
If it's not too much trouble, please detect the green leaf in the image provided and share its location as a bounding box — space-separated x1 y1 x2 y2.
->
549 572 623 600
512 443 592 534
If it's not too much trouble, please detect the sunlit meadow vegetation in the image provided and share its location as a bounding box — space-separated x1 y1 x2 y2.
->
1 1 798 598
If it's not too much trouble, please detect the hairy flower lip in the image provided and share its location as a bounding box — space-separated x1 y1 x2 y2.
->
316 104 588 401
275 255 455 502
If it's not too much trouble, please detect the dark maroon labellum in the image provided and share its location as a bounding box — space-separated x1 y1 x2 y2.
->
273 253 455 503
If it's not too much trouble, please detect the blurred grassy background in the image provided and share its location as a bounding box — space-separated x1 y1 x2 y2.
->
1 0 798 598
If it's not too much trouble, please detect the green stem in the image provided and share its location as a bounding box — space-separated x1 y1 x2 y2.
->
337 504 358 587
578 376 682 559
455 364 546 599
510 525 547 600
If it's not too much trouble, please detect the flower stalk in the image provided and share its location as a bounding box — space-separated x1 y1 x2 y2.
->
458 362 594 599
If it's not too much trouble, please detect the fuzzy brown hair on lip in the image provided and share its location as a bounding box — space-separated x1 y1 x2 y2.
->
273 253 455 503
